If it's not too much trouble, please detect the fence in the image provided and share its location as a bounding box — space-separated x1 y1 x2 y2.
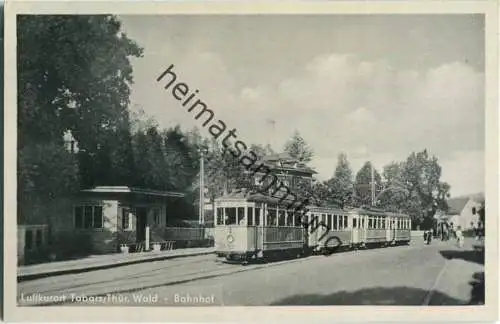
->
149 227 215 249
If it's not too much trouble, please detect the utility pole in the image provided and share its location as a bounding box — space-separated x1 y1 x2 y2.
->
199 150 205 225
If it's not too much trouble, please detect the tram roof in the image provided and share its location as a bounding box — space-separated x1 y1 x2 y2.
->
353 207 410 218
215 189 307 209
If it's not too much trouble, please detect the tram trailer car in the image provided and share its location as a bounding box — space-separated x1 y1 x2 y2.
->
214 190 411 264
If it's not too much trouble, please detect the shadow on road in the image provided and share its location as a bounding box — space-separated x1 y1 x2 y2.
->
439 249 484 265
438 247 485 305
469 271 485 305
269 286 465 305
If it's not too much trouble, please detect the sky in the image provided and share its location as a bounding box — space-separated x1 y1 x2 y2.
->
119 14 485 198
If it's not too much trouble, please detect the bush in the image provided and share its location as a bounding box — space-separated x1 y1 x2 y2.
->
48 231 94 260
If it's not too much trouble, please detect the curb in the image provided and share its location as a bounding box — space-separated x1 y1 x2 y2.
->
17 250 215 282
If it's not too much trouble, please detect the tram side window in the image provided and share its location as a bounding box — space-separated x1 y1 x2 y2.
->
267 208 277 226
216 208 224 225
225 208 236 225
343 216 348 229
255 208 261 225
333 215 338 230
327 214 332 229
294 213 303 227
321 214 326 225
287 211 294 226
368 218 372 229
278 210 286 226
247 207 254 226
353 217 357 229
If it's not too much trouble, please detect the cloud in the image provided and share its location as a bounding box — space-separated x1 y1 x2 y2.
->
127 34 484 195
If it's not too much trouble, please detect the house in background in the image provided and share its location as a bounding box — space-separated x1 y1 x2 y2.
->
440 193 484 230
241 152 317 197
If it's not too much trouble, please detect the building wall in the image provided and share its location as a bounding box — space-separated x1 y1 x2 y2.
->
447 199 482 230
19 191 177 261
18 225 49 265
459 199 481 230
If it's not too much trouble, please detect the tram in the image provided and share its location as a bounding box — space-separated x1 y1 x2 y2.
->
214 189 411 263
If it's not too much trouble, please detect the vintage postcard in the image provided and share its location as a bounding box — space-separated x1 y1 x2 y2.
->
4 0 499 323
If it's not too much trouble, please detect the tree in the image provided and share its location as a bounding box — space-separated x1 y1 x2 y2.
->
353 161 382 206
18 142 80 225
323 153 354 208
17 15 142 228
376 161 409 212
377 150 450 229
283 130 313 163
18 15 143 182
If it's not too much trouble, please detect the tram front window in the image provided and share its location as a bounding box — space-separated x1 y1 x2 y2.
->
237 207 245 225
225 207 237 225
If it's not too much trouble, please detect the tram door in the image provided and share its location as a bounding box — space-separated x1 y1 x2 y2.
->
351 215 358 243
357 214 367 243
385 217 392 242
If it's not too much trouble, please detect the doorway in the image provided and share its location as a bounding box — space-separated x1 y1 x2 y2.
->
136 207 148 243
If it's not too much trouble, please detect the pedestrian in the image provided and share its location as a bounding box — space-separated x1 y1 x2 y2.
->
456 226 464 248
474 224 480 241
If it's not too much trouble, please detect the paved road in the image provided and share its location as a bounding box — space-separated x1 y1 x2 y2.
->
18 238 484 306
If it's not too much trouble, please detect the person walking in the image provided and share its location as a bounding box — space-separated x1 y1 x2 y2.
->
456 226 464 248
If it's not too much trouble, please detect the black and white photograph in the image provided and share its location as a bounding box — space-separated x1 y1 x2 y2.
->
4 1 498 322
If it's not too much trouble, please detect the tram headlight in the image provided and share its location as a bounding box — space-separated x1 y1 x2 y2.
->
227 235 234 243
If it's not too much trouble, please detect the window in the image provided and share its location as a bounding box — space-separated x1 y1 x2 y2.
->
75 205 104 229
237 207 245 225
122 208 132 230
247 207 254 226
321 214 326 225
267 208 277 226
25 230 33 250
216 208 224 225
353 218 357 229
255 208 261 225
278 210 286 226
225 208 237 225
152 208 160 226
343 216 348 229
287 211 294 226
327 214 332 229
36 229 43 247
333 215 338 230
93 206 103 228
